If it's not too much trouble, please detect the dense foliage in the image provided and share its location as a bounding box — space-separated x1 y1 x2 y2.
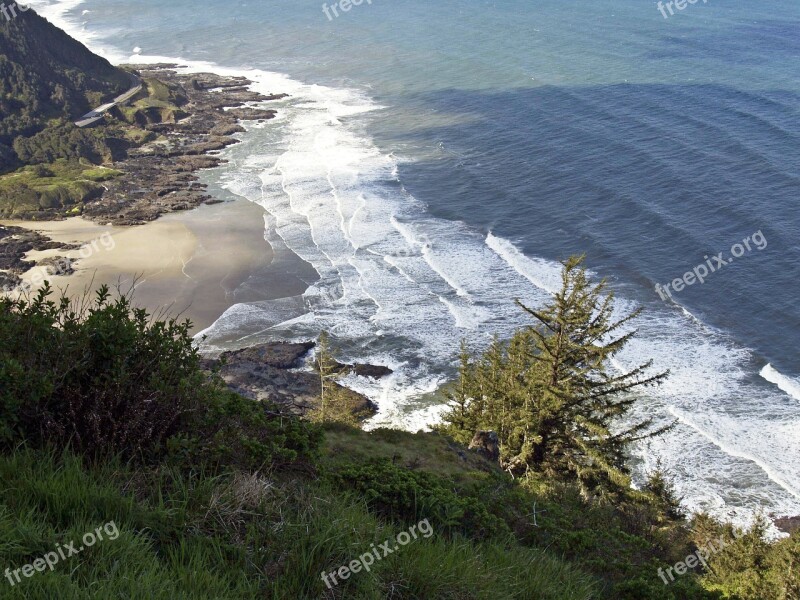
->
438 255 672 499
0 8 129 170
0 284 319 469
332 457 508 539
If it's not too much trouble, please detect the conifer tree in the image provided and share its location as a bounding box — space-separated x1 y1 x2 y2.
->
440 255 672 498
308 331 364 428
439 341 477 445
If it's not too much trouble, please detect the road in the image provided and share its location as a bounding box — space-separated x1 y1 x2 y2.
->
75 74 142 128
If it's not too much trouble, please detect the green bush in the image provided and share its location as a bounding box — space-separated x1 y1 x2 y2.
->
0 285 320 470
167 389 323 473
694 514 800 599
332 457 508 540
0 285 204 460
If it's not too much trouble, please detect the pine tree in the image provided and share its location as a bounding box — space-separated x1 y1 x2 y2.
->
308 331 364 428
441 255 672 498
438 341 478 445
515 255 670 496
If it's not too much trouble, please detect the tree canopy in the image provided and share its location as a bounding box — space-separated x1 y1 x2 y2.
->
439 255 672 499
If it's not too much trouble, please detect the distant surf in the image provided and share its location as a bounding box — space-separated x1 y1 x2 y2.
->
761 364 800 402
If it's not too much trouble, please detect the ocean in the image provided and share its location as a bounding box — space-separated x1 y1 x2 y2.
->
30 0 800 530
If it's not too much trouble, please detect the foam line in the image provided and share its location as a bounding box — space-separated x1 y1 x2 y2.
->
485 232 561 294
761 364 800 402
669 406 800 499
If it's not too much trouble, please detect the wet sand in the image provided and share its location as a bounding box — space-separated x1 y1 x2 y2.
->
2 199 317 333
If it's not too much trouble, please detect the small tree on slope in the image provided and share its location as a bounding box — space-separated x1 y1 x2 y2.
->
440 255 672 499
309 331 363 427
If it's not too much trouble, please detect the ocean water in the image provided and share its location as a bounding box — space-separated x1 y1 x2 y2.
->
31 0 800 529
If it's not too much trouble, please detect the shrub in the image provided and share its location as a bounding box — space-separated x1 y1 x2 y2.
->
695 514 800 599
331 457 508 539
31 164 53 177
167 389 323 473
0 285 321 470
0 285 205 460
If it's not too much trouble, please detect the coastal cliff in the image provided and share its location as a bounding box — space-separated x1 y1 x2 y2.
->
0 7 129 170
1 9 798 600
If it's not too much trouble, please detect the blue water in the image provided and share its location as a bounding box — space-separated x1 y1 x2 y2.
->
36 0 800 528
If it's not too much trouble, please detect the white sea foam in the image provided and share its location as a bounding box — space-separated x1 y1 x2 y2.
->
761 364 800 402
485 232 561 295
669 406 800 499
37 0 800 527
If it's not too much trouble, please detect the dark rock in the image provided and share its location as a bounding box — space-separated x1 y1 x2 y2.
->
0 271 21 291
468 431 501 463
352 363 393 378
331 359 393 379
220 341 315 369
36 256 75 276
205 341 377 419
210 123 245 136
0 225 75 273
226 108 277 121
774 515 800 534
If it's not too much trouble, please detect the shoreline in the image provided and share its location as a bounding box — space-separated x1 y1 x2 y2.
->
14 0 800 537
1 20 309 334
0 199 307 332
2 1 319 338
2 198 316 334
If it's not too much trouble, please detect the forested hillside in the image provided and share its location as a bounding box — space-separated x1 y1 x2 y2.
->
0 7 129 171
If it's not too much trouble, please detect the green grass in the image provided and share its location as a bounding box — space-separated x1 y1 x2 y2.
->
322 424 496 479
140 78 180 105
0 160 121 216
122 128 157 145
118 78 189 125
0 448 599 599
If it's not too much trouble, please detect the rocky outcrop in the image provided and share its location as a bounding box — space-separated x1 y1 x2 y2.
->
774 515 800 534
76 66 286 226
0 271 21 291
468 431 500 463
350 364 394 378
204 342 387 420
221 341 316 370
332 360 394 379
0 225 74 274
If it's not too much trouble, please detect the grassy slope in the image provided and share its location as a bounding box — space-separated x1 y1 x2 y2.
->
0 160 121 216
2 289 794 599
116 78 189 126
0 443 599 600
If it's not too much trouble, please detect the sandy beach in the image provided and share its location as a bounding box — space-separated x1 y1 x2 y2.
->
1 199 317 333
